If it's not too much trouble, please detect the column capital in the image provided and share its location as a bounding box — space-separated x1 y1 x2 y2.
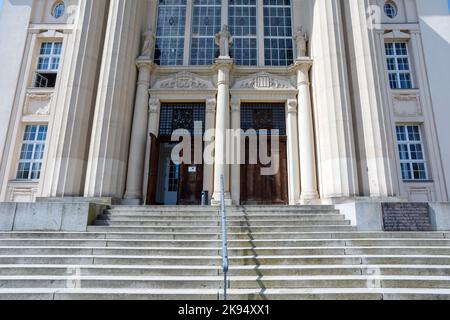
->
214 57 234 70
136 58 155 71
149 97 160 114
293 58 313 72
206 98 217 114
287 99 298 114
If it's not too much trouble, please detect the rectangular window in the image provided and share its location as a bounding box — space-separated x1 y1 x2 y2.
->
263 0 293 66
396 125 428 181
190 0 221 65
155 0 187 66
35 42 62 88
385 42 413 89
16 125 48 181
228 0 258 66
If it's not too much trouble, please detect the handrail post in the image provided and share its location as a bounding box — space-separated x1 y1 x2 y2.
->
220 174 229 301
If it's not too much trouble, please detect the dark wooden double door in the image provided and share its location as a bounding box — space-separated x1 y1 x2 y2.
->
240 137 288 205
146 137 203 205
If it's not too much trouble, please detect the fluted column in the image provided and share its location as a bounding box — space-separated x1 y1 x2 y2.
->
311 0 359 199
211 58 233 205
285 99 301 205
124 60 154 202
295 60 319 202
84 0 144 198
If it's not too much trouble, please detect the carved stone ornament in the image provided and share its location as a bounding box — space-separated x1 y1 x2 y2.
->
153 72 216 90
233 72 295 90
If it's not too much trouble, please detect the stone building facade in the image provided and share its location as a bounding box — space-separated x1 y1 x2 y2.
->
0 0 449 207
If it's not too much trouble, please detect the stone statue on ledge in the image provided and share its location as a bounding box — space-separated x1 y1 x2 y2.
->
141 29 155 58
215 25 233 58
294 26 309 58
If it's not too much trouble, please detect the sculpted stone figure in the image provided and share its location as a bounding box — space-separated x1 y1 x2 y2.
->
294 26 308 58
215 25 233 58
141 29 155 57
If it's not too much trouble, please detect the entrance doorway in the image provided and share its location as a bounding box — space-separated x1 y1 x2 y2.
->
240 103 289 205
146 102 205 205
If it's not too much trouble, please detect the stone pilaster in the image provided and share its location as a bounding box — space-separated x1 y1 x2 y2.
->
203 97 217 204
211 57 233 205
342 0 396 198
42 0 109 197
124 59 154 202
84 0 145 198
311 0 359 199
285 99 301 205
230 97 241 205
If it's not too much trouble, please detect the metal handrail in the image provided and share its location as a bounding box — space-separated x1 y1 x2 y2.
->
220 174 229 301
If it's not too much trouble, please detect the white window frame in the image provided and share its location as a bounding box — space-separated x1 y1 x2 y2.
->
396 124 429 182
385 41 414 89
15 125 48 181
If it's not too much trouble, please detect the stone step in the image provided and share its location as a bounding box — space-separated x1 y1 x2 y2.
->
109 205 336 212
3 255 450 266
94 220 352 227
3 288 450 300
3 264 450 277
1 232 449 241
3 238 450 248
86 225 357 233
3 246 450 257
104 211 341 218
1 275 450 290
100 215 347 223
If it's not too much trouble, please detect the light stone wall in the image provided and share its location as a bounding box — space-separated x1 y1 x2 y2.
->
0 0 449 206
416 0 450 201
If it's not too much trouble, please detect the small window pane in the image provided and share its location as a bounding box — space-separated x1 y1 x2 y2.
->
16 125 48 181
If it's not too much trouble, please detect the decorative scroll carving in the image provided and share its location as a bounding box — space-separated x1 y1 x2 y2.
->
233 72 295 90
24 91 53 116
153 72 216 90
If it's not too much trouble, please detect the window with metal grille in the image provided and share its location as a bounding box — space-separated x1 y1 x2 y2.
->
16 125 48 181
241 103 286 135
190 0 221 65
263 0 293 66
385 42 414 89
159 103 206 136
35 42 62 88
396 125 428 181
155 0 187 66
228 0 258 66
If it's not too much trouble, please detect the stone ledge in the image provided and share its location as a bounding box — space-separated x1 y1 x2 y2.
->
0 202 109 232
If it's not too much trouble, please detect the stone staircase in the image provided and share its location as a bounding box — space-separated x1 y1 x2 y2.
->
1 205 450 300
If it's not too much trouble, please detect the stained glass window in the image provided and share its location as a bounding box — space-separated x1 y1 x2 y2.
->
263 0 293 66
155 0 187 65
190 0 221 65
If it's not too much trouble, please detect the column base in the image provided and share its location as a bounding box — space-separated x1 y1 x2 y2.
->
300 191 320 205
122 191 143 205
211 192 233 206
